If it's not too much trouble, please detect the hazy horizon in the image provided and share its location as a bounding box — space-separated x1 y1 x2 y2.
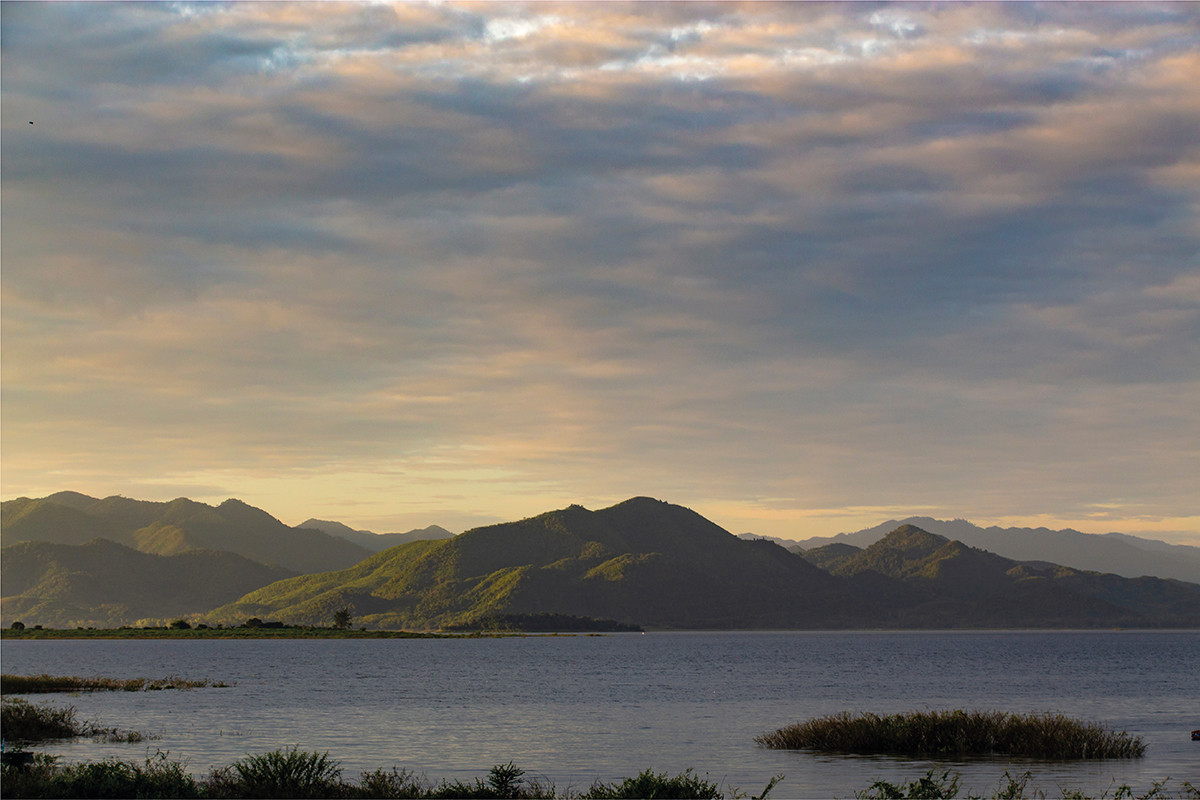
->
3 3 1198 545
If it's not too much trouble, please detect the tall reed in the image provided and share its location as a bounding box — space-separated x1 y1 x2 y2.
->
755 709 1146 759
1 673 229 694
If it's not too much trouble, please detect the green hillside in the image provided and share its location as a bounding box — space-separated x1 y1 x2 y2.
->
1 494 372 574
1 539 295 628
206 497 867 629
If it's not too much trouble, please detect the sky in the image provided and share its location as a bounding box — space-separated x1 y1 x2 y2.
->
2 2 1198 544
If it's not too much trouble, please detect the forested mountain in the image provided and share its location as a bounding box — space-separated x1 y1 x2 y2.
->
298 519 454 552
5 495 1198 631
205 498 870 629
207 501 1200 630
790 517 1200 583
2 493 372 574
1 538 294 628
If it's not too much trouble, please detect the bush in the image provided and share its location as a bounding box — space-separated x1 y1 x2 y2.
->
221 748 343 799
0 752 200 799
756 709 1146 759
582 768 723 799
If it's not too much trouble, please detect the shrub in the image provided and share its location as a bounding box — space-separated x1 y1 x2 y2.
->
756 710 1146 759
583 768 723 799
856 769 962 799
354 766 427 798
0 752 200 799
225 747 343 798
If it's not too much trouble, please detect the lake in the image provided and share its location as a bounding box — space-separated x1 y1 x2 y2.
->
2 631 1197 797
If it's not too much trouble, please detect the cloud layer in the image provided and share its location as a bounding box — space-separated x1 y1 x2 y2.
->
3 2 1198 540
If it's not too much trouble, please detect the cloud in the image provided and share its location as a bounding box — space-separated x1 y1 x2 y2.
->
2 2 1197 541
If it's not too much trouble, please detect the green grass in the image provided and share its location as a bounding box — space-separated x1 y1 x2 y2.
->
2 673 230 694
755 710 1146 759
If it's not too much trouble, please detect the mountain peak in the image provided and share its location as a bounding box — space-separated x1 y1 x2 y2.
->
882 524 950 545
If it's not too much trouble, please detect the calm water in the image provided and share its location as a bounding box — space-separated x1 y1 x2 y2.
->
2 631 1197 797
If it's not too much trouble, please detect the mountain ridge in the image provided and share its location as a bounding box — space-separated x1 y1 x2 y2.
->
205 500 1200 630
2 494 372 574
296 519 454 552
788 516 1200 583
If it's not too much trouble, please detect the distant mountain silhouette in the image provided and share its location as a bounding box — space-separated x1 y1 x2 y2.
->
2 493 372 574
298 519 454 551
791 517 1200 583
804 525 1200 627
2 538 294 628
206 497 869 629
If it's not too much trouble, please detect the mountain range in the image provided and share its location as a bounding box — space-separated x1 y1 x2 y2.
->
297 519 455 552
203 502 1200 630
786 517 1200 584
2 492 372 574
4 493 1199 630
204 497 868 629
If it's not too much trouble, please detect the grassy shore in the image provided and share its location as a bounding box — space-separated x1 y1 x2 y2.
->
0 751 747 799
1 626 455 640
2 752 1195 799
2 674 230 694
756 710 1146 759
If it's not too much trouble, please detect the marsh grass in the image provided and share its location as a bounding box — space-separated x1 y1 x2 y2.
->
2 673 230 694
755 710 1146 759
855 769 1199 800
581 768 723 799
1 696 155 747
0 751 201 799
0 697 80 742
0 750 770 799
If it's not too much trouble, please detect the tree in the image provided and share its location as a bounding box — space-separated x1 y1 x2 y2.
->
332 607 352 630
10 621 25 630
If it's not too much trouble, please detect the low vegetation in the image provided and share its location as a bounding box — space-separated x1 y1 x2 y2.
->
0 625 453 639
3 752 1195 799
755 710 1146 759
443 613 643 633
0 751 763 798
855 769 1198 799
2 673 230 694
0 697 148 744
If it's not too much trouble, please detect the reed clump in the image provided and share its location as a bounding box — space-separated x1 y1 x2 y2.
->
0 697 152 745
1 673 230 694
755 710 1146 759
0 698 81 742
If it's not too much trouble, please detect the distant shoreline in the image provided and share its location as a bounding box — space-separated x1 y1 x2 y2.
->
4 626 1198 640
0 627 513 640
